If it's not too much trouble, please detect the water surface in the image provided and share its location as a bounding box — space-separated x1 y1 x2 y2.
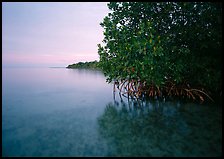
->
2 68 222 157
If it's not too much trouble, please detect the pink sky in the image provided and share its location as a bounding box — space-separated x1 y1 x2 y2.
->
2 2 110 67
3 53 99 66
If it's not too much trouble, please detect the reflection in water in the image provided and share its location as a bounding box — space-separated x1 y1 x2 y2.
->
98 99 222 157
2 68 112 157
2 68 222 157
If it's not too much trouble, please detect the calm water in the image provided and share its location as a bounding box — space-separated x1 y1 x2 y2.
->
2 68 222 157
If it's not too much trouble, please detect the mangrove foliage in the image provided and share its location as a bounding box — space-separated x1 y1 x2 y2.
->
97 2 222 103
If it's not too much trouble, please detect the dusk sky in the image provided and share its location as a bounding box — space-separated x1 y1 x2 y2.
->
2 2 110 67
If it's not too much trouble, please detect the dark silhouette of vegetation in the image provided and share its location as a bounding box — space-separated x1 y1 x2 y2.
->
97 101 222 156
66 60 100 69
98 2 222 103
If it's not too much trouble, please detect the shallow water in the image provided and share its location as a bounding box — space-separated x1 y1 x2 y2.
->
2 68 222 157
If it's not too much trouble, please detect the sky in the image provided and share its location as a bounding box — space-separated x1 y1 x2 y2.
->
2 2 110 67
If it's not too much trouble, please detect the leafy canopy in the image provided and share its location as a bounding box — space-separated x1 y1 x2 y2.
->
98 2 222 93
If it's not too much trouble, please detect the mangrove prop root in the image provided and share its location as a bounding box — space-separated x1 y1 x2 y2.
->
114 79 214 103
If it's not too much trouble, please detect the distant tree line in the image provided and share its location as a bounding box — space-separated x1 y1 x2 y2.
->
66 60 99 69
